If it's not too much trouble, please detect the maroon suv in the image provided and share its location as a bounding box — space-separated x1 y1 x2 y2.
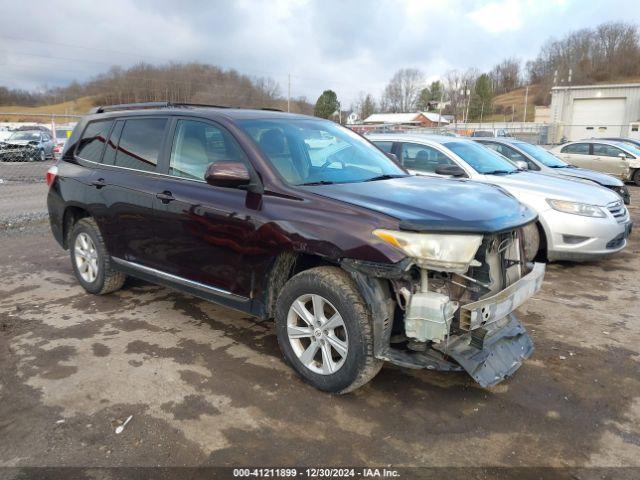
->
47 102 544 393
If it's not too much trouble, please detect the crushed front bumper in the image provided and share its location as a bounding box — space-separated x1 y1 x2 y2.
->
433 314 534 387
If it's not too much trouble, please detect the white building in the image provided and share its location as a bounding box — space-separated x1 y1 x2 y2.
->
550 83 640 141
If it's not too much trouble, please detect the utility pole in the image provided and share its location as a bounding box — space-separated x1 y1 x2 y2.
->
511 104 515 123
522 85 529 122
287 74 291 113
480 102 484 125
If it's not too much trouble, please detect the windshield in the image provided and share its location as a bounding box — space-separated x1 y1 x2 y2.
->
237 118 407 185
517 142 567 168
9 131 40 141
444 141 518 174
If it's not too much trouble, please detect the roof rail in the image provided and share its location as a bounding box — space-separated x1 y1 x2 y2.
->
260 107 283 112
89 101 281 114
89 101 234 114
90 102 170 114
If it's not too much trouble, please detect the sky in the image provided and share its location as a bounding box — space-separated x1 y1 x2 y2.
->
1 0 640 106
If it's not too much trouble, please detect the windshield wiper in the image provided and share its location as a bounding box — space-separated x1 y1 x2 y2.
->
549 165 568 169
297 180 336 186
484 169 515 175
361 174 407 182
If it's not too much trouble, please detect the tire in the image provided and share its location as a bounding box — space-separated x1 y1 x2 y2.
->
69 218 125 295
275 266 383 394
633 169 640 187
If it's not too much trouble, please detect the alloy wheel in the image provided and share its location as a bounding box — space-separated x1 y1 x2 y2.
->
287 294 349 375
74 232 99 283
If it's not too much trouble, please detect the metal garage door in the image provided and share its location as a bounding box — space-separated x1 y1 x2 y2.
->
569 98 626 140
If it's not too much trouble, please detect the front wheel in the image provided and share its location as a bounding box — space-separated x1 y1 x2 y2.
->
275 266 382 394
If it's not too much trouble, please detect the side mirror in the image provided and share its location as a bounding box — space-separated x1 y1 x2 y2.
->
435 165 466 177
204 162 251 188
618 152 628 159
513 160 528 170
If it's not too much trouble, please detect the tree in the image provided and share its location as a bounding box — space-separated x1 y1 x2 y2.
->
381 68 424 112
428 81 444 103
443 69 478 122
490 58 521 94
469 73 493 121
314 90 340 119
353 92 376 121
416 87 431 111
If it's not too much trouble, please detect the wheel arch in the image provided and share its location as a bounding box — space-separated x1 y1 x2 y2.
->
62 206 91 249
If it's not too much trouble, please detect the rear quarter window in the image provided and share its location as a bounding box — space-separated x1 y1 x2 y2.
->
76 120 114 162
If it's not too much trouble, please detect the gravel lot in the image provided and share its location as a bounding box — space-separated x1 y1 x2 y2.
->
0 161 50 227
0 184 638 474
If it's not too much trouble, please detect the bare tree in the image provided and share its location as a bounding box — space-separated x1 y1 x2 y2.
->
490 58 521 94
443 69 478 123
381 68 424 112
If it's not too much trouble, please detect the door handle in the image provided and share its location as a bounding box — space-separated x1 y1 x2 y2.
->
155 191 175 203
91 178 106 189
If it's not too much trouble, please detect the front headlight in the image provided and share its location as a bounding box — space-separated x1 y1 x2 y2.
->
546 199 606 218
373 229 483 273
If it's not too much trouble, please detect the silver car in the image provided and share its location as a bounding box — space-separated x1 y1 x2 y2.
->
550 139 640 185
370 134 632 262
473 137 630 205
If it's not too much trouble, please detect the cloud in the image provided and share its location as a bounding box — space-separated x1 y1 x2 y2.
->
0 0 638 105
468 0 524 33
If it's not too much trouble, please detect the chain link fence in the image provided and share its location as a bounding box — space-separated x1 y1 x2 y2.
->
0 113 80 227
351 122 640 147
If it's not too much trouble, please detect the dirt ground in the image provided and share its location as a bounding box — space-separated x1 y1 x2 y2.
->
0 188 638 473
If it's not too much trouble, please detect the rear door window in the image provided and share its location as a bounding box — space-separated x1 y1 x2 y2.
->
114 118 167 172
76 120 114 162
561 143 589 154
102 121 125 166
400 142 455 172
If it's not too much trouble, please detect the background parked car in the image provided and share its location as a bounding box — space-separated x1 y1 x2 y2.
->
53 126 74 160
470 129 511 138
474 137 630 204
551 139 640 185
0 129 55 162
370 134 632 262
601 137 640 149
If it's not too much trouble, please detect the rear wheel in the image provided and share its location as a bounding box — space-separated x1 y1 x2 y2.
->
275 267 382 393
632 169 640 187
69 218 125 295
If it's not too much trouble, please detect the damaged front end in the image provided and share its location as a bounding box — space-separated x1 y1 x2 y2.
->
342 223 545 388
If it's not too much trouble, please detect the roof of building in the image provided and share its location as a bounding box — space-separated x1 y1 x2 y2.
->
363 112 449 124
551 82 640 91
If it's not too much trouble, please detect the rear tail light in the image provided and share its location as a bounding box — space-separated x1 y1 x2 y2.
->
46 164 58 186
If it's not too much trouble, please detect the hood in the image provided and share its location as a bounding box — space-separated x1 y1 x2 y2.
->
552 166 623 187
482 171 619 206
4 140 37 147
304 175 536 234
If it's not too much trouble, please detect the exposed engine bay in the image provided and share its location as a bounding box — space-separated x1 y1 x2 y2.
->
342 223 545 387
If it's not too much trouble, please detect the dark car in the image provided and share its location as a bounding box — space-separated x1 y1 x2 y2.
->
0 129 55 162
474 137 631 205
47 102 544 393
